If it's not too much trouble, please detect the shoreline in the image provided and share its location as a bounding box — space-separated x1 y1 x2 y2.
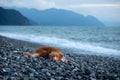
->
0 35 120 80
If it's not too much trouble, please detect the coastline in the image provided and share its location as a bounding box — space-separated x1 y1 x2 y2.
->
0 35 120 80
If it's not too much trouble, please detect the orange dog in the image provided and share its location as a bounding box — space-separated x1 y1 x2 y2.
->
23 46 67 62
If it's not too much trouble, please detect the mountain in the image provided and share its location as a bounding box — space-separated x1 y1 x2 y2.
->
16 8 104 26
0 7 31 25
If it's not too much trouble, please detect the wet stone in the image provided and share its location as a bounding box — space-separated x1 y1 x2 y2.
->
56 67 62 73
46 72 51 76
50 78 55 80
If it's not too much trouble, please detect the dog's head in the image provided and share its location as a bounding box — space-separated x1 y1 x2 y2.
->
49 51 64 61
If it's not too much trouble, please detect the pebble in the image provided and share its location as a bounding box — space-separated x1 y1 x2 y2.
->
50 78 55 80
56 67 62 72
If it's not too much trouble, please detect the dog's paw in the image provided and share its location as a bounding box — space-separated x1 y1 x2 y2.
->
23 52 31 57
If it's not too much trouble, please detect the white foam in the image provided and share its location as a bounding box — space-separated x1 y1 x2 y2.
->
0 32 120 56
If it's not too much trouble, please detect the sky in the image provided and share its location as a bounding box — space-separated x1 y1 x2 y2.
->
0 0 120 26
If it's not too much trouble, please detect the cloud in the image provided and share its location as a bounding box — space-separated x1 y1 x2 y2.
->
0 0 57 9
69 4 120 8
1 0 120 9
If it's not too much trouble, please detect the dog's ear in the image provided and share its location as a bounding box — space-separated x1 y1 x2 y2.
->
59 53 63 59
49 52 54 60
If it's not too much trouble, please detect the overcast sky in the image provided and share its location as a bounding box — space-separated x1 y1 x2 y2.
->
0 0 120 26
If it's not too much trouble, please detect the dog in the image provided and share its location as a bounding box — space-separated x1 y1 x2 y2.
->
23 46 68 62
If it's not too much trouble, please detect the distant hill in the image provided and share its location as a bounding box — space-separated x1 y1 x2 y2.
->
16 8 104 26
0 7 31 25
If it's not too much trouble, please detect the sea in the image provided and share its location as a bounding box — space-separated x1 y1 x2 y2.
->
0 26 120 57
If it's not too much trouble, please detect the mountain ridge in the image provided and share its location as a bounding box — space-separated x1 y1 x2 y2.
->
0 7 31 25
16 8 104 26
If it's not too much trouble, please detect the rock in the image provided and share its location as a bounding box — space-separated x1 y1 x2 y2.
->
56 67 62 73
50 78 55 80
13 50 18 53
29 73 34 77
41 69 48 73
78 75 82 79
46 72 51 76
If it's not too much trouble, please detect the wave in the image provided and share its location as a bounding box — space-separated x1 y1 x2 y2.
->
0 32 120 56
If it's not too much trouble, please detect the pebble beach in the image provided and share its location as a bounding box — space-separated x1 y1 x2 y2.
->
0 35 120 80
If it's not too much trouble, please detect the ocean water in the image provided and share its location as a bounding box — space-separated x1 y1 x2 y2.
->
0 26 120 56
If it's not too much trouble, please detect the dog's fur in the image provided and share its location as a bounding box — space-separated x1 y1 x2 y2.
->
23 46 68 62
